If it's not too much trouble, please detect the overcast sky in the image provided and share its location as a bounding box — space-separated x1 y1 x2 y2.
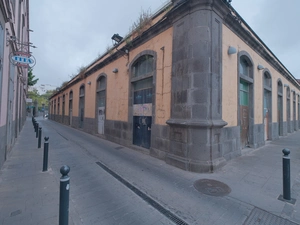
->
29 0 300 92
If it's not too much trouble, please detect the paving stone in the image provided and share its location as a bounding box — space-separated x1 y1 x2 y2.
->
244 208 298 225
2 118 300 225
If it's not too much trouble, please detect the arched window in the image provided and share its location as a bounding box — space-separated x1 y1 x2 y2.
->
239 56 253 78
264 72 271 89
132 55 154 77
80 86 85 97
277 81 283 95
97 76 106 107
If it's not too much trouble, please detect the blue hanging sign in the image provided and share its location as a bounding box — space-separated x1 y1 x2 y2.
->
9 51 36 68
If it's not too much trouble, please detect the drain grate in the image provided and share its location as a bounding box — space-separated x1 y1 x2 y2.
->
115 146 124 150
244 207 298 225
194 179 231 197
96 161 189 225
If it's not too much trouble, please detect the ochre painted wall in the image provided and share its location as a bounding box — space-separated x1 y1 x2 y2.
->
129 28 173 125
222 24 300 126
52 27 173 126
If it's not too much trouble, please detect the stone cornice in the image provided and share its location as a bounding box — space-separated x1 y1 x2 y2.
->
167 0 231 23
223 5 300 89
166 118 228 128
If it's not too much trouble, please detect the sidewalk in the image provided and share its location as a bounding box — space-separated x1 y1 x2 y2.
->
0 117 300 225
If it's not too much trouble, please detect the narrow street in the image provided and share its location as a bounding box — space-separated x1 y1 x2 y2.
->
1 117 300 225
41 117 250 224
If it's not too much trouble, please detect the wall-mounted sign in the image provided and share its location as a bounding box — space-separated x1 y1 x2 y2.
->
9 51 36 68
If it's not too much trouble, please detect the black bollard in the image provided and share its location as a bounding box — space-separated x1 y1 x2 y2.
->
42 137 49 172
59 165 70 225
38 127 42 148
282 148 291 200
36 123 39 138
34 122 37 134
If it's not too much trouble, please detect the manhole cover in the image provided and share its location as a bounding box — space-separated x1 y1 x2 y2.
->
194 179 231 196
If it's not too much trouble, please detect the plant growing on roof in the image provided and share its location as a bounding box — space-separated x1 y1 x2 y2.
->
77 65 86 79
106 45 114 55
60 81 69 88
130 8 152 37
125 36 133 48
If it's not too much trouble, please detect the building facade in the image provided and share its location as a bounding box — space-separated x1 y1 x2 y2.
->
0 0 30 168
49 0 300 173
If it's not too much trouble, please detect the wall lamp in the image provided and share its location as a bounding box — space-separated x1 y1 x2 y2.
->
87 81 91 85
284 84 289 88
111 33 123 45
228 46 237 55
257 64 264 70
112 68 118 73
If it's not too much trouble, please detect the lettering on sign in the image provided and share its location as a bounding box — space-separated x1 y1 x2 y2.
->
9 51 36 68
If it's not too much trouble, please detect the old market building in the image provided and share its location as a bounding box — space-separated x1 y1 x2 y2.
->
49 0 300 173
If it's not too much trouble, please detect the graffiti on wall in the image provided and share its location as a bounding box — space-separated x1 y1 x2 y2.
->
133 103 152 116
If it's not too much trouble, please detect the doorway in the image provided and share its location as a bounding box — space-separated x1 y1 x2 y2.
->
96 76 106 135
133 116 152 149
240 80 250 148
97 107 105 134
69 91 73 126
278 96 283 136
79 86 85 128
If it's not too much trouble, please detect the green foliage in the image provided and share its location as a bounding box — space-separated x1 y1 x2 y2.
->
27 68 39 86
27 88 53 110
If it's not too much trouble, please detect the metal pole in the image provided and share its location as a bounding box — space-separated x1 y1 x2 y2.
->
42 137 49 172
59 165 70 225
38 127 42 148
36 123 39 138
282 148 291 200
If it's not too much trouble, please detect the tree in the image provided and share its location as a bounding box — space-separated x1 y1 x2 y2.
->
27 88 54 111
27 68 39 86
